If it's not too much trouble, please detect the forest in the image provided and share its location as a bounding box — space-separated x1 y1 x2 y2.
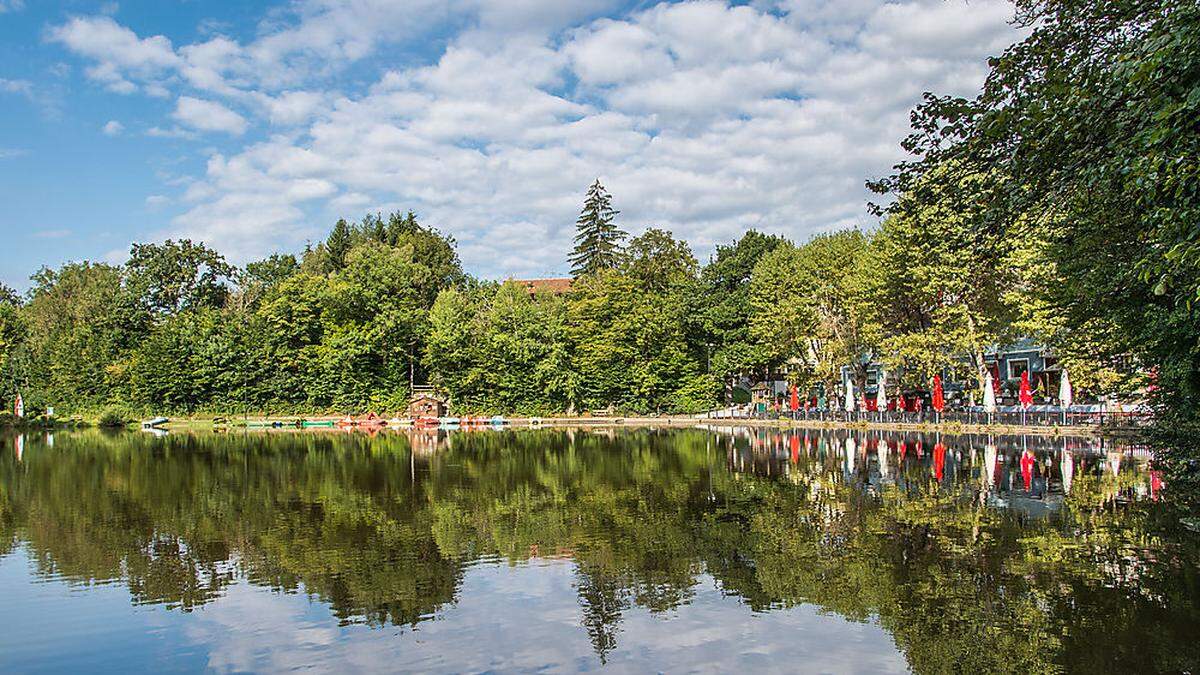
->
0 0 1196 491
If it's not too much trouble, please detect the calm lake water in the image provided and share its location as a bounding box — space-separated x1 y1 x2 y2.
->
1 427 1197 673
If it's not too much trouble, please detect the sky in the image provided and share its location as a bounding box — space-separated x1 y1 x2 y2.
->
0 0 1024 290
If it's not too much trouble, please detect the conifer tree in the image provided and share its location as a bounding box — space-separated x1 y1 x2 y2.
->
326 218 351 270
568 180 626 277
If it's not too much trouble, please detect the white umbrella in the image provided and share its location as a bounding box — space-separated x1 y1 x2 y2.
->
1059 368 1073 409
844 379 856 412
876 371 888 412
983 370 997 414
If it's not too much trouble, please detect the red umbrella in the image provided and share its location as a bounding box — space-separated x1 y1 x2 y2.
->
789 384 799 412
1019 371 1033 408
932 375 945 413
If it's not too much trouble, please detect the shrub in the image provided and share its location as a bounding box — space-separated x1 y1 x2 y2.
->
97 406 129 428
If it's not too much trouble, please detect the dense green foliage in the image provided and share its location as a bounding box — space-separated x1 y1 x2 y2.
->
0 0 1195 495
870 0 1200 498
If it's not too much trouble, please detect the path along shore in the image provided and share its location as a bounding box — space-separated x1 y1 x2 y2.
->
157 414 1141 439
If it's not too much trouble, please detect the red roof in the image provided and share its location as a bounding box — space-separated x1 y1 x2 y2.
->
510 278 572 296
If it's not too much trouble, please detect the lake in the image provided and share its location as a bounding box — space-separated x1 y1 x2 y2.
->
1 427 1197 673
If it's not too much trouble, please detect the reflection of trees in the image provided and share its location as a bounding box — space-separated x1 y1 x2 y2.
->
0 429 1197 671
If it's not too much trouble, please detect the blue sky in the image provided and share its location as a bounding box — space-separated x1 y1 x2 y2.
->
0 0 1023 291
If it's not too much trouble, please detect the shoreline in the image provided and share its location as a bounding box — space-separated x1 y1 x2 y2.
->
138 414 1138 439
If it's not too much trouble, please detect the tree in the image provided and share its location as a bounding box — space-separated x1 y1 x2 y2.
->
326 218 352 271
124 240 233 317
0 288 25 402
870 0 1200 496
22 262 128 409
865 168 1019 397
568 180 626 277
697 230 785 398
623 228 698 293
748 230 874 399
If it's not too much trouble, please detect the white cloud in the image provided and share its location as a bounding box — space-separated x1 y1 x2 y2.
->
46 16 178 94
146 125 198 139
102 119 124 136
32 229 71 239
145 194 170 209
53 0 1023 274
0 0 25 13
172 96 248 135
0 78 33 95
0 148 27 159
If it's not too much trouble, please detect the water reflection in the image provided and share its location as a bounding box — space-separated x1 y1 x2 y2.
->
0 427 1197 673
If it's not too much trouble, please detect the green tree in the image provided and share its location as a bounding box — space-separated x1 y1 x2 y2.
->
124 239 233 317
326 218 352 271
0 288 25 405
871 0 1200 495
698 230 785 398
22 262 128 409
568 180 626 277
748 230 874 398
865 169 1019 396
623 228 698 293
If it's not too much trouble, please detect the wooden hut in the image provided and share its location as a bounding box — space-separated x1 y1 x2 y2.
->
407 392 447 418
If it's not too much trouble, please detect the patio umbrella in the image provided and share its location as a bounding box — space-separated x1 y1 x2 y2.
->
844 379 855 412
1019 371 1033 408
1059 368 1073 409
932 374 945 413
876 371 888 412
789 384 799 413
983 370 997 414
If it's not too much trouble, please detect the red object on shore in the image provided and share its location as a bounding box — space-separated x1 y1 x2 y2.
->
789 384 799 412
1019 371 1033 408
932 375 945 413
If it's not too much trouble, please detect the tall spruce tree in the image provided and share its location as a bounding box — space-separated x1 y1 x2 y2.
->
568 180 626 277
326 218 351 271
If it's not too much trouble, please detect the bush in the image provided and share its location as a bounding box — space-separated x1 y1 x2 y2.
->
0 410 13 426
97 406 130 428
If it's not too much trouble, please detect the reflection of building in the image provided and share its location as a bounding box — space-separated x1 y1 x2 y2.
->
405 429 448 455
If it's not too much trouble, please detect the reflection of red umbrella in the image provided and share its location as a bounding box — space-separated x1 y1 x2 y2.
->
1019 371 1033 408
1020 449 1035 490
932 375 945 413
933 442 946 481
789 384 799 412
790 435 800 463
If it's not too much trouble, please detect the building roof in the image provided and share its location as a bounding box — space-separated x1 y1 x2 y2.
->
510 277 573 296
